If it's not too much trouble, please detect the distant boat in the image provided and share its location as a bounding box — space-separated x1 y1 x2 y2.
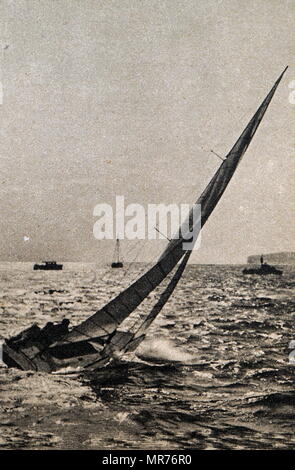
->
111 239 123 268
243 255 282 275
2 67 287 372
33 261 63 271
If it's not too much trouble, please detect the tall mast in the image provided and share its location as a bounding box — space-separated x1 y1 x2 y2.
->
117 239 120 263
54 68 288 347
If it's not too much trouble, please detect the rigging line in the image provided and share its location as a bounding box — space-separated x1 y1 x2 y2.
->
120 240 163 284
118 182 198 284
113 212 156 279
210 149 225 162
122 249 162 292
173 147 222 205
120 240 138 258
112 249 144 288
119 241 148 278
116 212 153 264
154 226 171 241
123 240 145 264
110 237 153 287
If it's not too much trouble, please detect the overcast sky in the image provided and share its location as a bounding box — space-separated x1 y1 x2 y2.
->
0 0 294 264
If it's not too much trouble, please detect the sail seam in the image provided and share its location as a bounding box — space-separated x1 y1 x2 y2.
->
130 287 145 303
119 298 132 312
158 262 167 278
80 317 113 336
59 319 113 345
144 275 155 290
103 307 120 325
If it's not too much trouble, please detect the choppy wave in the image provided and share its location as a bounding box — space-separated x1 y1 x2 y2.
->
1 263 295 449
136 337 196 364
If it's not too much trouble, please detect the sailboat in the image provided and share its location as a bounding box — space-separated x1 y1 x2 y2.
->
2 67 287 373
111 239 123 268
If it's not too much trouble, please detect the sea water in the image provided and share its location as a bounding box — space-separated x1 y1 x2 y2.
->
0 262 294 449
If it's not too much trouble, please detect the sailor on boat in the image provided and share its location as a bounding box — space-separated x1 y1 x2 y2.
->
8 319 70 350
39 319 70 345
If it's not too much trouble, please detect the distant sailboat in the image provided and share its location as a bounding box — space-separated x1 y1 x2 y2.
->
111 239 123 268
2 67 287 372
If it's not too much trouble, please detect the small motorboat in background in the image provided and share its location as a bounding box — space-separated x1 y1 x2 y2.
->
33 261 63 271
243 255 282 275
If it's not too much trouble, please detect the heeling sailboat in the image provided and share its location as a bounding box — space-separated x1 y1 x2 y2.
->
3 67 287 372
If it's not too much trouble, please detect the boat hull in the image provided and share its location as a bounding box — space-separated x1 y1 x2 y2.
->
33 265 63 270
111 262 123 268
242 266 282 275
2 339 110 372
2 343 48 371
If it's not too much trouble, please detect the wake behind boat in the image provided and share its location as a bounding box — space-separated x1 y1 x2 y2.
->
3 67 288 373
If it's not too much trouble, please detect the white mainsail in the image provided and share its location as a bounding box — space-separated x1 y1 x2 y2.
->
3 68 287 373
59 67 287 349
8 66 282 375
